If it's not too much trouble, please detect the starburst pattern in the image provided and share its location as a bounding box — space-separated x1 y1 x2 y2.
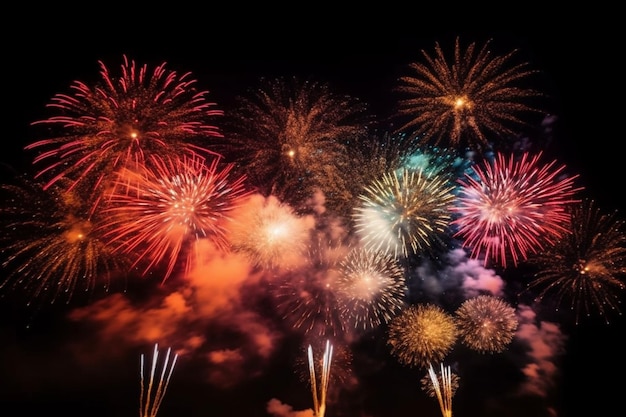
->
219 76 369 214
387 304 458 369
0 175 126 307
394 37 543 150
25 55 223 213
336 247 407 331
451 151 582 268
100 154 251 282
352 167 456 258
524 199 626 324
454 295 518 353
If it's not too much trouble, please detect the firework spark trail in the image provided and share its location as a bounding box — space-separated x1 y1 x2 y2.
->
451 151 582 268
307 339 333 417
427 362 453 417
421 364 460 399
295 339 353 388
140 344 178 417
394 37 544 150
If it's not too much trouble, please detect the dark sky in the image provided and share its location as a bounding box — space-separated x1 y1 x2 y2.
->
2 7 624 417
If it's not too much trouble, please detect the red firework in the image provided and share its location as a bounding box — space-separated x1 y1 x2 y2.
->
451 151 582 268
100 154 251 282
25 55 223 214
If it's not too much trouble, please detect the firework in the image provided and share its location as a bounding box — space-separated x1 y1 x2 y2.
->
25 55 223 213
352 167 456 259
451 151 582 268
350 131 470 194
307 339 333 417
294 337 353 390
272 237 348 337
454 295 518 353
100 154 251 282
425 363 456 417
228 194 315 271
336 246 407 331
0 175 127 308
524 199 626 324
420 363 460 399
387 304 458 369
349 130 423 188
140 343 178 417
218 76 369 214
394 37 543 151
402 145 469 179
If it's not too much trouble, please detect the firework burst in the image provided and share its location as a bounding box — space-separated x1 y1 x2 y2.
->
451 151 582 268
349 130 423 188
336 246 408 332
228 194 315 271
352 167 456 259
272 237 349 337
0 175 127 308
387 303 458 369
25 55 223 213
394 37 544 150
454 295 518 353
100 154 251 282
402 145 475 184
219 76 369 214
524 199 626 324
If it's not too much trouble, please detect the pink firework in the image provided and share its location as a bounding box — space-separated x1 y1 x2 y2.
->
100 154 251 282
451 151 582 268
25 55 223 213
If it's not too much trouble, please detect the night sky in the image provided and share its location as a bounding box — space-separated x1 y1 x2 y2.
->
2 7 624 417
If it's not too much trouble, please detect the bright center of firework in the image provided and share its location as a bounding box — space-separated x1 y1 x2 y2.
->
483 200 514 223
352 272 383 300
265 222 289 244
287 149 295 158
65 222 90 243
168 197 198 228
453 95 471 110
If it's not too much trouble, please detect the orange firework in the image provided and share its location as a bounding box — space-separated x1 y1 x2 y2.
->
454 295 518 353
387 304 458 369
394 37 544 151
